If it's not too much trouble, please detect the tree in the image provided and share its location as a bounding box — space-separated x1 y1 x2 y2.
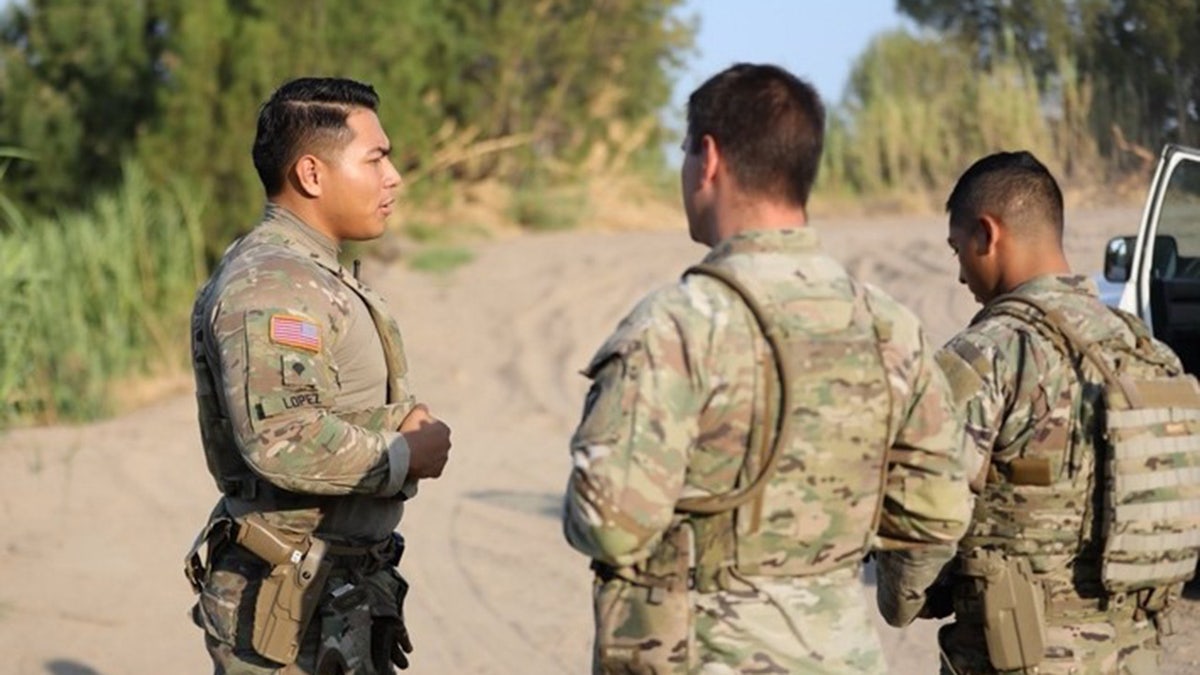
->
897 0 1200 159
0 0 166 215
1087 0 1200 151
0 0 694 255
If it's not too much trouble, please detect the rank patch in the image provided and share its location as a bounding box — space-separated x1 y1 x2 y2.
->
270 315 321 352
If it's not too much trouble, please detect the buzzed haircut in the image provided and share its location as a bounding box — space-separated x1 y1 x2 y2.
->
252 77 380 196
946 151 1064 241
686 63 825 207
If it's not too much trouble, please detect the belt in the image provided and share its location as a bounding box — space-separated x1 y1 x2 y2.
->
326 532 404 575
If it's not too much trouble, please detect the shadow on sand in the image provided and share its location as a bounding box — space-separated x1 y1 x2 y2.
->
465 489 563 519
46 660 103 675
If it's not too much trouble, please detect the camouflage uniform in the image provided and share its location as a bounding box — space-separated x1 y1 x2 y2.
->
936 275 1182 674
564 229 972 673
189 204 416 674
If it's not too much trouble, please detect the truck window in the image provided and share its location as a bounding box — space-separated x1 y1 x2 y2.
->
1155 162 1200 279
1149 158 1200 373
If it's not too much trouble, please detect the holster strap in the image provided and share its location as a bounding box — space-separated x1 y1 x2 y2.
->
184 515 234 594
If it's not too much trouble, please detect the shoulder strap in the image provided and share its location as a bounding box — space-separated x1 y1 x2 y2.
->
675 263 795 514
1105 306 1183 375
985 294 1140 406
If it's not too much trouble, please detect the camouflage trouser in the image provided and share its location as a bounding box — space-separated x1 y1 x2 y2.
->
694 567 885 674
195 545 406 675
938 616 1161 675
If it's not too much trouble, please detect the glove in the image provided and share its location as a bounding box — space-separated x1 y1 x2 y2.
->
372 618 413 671
372 570 413 671
391 620 413 669
917 582 955 619
392 571 412 669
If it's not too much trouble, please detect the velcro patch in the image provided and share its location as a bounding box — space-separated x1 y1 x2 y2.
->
269 315 321 352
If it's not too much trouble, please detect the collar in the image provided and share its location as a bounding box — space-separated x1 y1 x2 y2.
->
998 274 1099 302
258 203 343 273
702 227 819 263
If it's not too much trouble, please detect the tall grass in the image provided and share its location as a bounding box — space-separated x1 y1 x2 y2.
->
821 30 1099 206
1 163 206 426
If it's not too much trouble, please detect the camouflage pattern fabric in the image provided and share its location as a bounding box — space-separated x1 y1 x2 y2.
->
190 203 416 672
693 566 887 674
564 228 971 673
935 274 1182 674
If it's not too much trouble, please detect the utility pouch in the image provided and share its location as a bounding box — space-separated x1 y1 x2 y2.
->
315 582 372 675
964 551 1046 671
234 514 331 665
593 524 693 674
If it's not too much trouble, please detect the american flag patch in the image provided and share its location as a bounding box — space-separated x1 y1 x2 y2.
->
269 315 321 352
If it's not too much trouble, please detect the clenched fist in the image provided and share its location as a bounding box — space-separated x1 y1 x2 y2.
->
400 404 452 479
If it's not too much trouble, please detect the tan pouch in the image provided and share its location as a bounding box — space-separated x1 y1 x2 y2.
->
969 552 1046 670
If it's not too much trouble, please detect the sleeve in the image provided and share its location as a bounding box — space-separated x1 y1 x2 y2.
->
868 297 974 626
209 273 410 498
875 306 972 548
562 294 704 568
936 331 1010 492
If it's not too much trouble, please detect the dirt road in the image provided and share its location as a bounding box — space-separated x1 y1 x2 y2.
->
4 206 1198 674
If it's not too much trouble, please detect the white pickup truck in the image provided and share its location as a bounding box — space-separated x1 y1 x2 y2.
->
1100 143 1200 375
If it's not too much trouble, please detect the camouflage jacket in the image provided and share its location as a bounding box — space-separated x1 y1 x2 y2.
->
191 204 417 541
935 275 1183 659
563 228 970 583
937 274 1180 501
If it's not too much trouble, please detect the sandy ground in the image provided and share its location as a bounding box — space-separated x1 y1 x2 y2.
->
4 205 1200 674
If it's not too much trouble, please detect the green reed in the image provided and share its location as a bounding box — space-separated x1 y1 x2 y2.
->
1 163 206 426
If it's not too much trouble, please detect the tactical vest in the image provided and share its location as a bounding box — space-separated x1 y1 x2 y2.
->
961 294 1200 615
191 231 413 514
616 261 897 593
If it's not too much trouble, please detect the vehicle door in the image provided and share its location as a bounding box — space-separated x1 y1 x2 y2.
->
1132 144 1200 374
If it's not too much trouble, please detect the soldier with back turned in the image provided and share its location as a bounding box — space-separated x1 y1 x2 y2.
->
562 62 973 674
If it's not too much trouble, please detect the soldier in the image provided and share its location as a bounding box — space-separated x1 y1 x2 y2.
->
930 151 1199 673
561 62 973 674
185 77 452 674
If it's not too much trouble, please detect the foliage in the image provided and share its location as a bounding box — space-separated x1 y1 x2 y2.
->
0 0 165 216
897 0 1200 157
0 145 35 228
0 0 695 256
820 29 1096 201
408 245 475 274
508 179 587 231
0 162 205 426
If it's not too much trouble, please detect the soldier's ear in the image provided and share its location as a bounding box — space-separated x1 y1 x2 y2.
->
290 154 324 198
700 134 720 186
975 213 1003 255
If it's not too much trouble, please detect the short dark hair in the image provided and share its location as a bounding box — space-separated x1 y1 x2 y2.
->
945 151 1064 240
686 63 825 207
252 77 380 196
